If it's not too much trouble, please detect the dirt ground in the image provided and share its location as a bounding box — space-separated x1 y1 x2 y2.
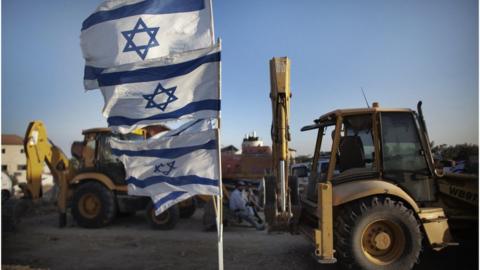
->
2 203 478 270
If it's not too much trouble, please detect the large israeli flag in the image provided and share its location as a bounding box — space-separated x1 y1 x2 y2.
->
81 0 213 90
110 129 219 215
99 45 220 134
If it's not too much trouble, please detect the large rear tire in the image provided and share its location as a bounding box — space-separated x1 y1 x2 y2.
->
334 196 422 270
71 182 117 228
145 201 179 230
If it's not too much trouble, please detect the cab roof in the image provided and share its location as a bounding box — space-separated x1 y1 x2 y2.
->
82 128 112 135
301 104 414 131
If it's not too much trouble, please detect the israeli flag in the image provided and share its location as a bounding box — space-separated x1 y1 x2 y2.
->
110 129 219 215
81 0 213 90
99 45 220 134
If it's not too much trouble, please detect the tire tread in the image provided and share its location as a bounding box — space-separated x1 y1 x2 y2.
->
334 196 422 270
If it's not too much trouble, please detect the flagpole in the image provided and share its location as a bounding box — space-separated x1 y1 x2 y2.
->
209 0 215 45
215 38 224 270
210 1 222 267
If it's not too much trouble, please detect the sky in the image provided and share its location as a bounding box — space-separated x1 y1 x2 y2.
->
2 0 478 157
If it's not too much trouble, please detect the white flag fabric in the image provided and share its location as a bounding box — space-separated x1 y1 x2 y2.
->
81 0 213 90
98 45 220 134
110 129 219 215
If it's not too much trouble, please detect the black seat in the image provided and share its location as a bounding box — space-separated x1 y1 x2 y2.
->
338 136 365 172
71 141 84 160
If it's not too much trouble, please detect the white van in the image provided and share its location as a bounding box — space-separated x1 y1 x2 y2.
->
291 160 335 197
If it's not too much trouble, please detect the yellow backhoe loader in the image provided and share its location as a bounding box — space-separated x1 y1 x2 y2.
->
265 57 478 270
4 121 196 230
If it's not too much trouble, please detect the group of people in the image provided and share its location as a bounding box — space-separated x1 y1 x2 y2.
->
229 181 265 231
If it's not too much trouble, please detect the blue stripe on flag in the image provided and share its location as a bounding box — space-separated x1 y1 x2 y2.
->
127 175 218 188
107 99 220 127
98 52 220 87
82 0 205 31
84 66 105 80
153 191 188 210
111 139 217 158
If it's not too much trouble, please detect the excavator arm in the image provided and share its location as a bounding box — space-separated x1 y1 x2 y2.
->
269 57 291 213
24 121 73 220
265 57 301 230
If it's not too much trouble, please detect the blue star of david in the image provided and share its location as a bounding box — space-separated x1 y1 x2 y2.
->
154 161 176 176
143 83 178 111
121 18 159 60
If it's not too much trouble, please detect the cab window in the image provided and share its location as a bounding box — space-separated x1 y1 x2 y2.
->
381 112 429 174
337 114 376 172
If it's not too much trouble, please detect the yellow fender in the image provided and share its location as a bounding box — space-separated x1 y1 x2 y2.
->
70 172 127 192
332 179 420 213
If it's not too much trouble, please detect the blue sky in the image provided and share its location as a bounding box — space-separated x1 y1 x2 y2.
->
2 0 478 156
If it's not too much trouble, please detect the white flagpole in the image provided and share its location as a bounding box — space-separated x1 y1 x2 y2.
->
209 0 215 45
209 0 222 267
215 37 224 270
198 2 224 264
215 131 224 270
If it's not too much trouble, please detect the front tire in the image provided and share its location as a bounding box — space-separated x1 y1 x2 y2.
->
145 201 179 230
71 182 117 228
334 196 422 270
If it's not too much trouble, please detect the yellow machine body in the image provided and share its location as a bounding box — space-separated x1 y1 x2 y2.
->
265 57 300 229
265 58 477 268
24 121 122 216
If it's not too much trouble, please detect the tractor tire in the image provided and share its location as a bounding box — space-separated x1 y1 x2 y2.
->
334 196 422 270
71 182 117 228
179 198 197 219
145 201 179 230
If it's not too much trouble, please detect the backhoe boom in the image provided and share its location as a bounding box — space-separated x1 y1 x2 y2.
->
24 121 73 217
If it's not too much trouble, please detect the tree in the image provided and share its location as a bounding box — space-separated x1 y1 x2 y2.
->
433 143 478 174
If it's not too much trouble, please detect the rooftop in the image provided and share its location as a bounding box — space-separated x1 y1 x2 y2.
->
2 134 23 145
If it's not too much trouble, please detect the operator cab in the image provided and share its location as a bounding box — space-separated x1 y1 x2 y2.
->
70 128 148 185
301 102 437 204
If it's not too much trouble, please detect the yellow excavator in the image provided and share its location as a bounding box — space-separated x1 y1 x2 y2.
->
265 57 478 270
5 121 196 230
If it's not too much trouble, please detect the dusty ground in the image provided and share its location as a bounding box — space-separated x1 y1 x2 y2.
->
2 203 478 270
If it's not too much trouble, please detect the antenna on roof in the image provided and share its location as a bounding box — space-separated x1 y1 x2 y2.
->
361 87 370 108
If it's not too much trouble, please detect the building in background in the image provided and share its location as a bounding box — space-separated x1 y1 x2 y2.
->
1 134 27 183
1 134 54 196
221 132 272 180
